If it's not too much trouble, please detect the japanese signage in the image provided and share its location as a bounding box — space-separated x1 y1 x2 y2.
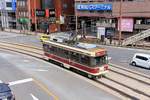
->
76 4 112 11
36 9 45 17
49 8 55 17
118 18 134 32
12 0 16 11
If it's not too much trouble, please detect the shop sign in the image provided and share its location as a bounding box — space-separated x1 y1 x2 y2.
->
36 9 45 17
49 8 55 17
12 0 16 11
76 4 112 11
97 27 105 38
118 18 134 32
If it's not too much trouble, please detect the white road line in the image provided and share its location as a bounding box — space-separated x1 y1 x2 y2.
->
36 69 48 72
9 78 33 86
30 94 39 100
26 68 48 72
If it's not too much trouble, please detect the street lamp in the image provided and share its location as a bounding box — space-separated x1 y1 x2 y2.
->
119 0 122 45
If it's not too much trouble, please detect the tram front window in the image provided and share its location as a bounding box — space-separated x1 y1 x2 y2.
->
91 55 108 67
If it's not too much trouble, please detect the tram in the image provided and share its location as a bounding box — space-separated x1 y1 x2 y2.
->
42 40 109 78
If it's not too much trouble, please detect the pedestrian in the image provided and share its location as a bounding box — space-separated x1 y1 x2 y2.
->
46 29 49 35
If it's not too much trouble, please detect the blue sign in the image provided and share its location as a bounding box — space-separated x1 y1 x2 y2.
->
12 0 16 11
76 4 112 11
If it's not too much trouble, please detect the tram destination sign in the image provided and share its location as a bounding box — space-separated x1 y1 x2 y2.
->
76 4 112 11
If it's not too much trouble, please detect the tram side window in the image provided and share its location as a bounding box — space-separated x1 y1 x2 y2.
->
49 46 57 54
70 52 80 62
64 50 69 59
80 55 90 66
57 48 65 57
90 58 97 67
43 44 49 52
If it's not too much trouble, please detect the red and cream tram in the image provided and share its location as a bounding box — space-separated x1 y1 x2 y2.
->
42 40 109 78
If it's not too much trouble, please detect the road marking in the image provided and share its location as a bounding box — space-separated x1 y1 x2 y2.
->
9 78 33 86
33 78 59 100
29 69 48 72
22 68 48 72
30 94 39 100
36 69 48 72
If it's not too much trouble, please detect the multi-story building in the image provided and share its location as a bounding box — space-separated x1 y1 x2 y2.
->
39 0 75 32
16 0 41 31
0 0 16 29
16 0 74 32
75 0 150 40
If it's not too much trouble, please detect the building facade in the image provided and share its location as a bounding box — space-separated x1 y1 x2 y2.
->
16 0 74 32
16 0 41 30
75 0 150 40
0 0 16 29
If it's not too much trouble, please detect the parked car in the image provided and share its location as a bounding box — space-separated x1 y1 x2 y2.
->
0 81 15 100
131 53 150 69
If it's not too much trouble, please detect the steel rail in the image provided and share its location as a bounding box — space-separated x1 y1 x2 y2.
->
0 42 150 100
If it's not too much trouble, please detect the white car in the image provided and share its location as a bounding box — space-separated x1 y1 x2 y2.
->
131 53 150 69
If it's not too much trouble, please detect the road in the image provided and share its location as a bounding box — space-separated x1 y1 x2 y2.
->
0 31 150 75
0 48 118 100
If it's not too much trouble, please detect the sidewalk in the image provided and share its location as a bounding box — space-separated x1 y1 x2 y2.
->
79 36 150 50
3 28 42 36
2 29 150 49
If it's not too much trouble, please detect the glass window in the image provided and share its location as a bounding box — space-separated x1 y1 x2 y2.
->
43 44 49 52
6 2 12 7
80 55 90 66
91 55 107 66
136 55 148 61
70 52 79 62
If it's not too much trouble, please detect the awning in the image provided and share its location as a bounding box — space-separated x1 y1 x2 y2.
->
17 18 29 24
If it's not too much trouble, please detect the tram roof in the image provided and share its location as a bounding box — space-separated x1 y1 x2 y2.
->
43 40 106 57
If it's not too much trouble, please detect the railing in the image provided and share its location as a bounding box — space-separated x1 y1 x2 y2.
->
134 24 150 30
122 29 150 46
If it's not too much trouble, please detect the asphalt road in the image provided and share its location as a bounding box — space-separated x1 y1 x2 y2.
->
0 49 118 100
0 31 150 76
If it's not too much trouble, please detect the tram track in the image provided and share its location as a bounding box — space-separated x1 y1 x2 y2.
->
0 41 150 100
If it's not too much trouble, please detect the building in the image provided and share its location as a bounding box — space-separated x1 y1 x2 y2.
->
75 0 150 40
39 0 75 32
16 0 41 31
16 0 75 32
0 0 16 29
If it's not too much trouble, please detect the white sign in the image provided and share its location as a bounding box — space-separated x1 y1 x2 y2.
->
118 18 134 32
97 27 105 38
60 15 64 24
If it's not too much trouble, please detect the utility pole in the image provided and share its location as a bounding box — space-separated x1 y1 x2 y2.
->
0 3 3 29
34 0 37 32
118 0 123 45
28 0 31 33
0 0 6 29
75 2 78 36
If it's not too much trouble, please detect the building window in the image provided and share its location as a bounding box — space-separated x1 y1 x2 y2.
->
6 2 12 7
63 4 68 9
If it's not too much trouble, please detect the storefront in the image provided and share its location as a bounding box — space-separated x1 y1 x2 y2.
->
75 3 115 37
